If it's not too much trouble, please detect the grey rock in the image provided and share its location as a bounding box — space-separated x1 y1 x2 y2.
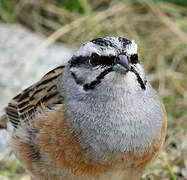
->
0 24 73 156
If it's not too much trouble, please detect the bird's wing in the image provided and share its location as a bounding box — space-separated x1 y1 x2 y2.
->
5 65 65 129
0 114 7 129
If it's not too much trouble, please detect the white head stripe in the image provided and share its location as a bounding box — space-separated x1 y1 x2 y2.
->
126 40 138 55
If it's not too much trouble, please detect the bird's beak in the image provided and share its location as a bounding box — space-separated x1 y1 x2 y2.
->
117 55 130 70
113 55 130 73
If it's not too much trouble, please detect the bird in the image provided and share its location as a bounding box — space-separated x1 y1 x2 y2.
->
0 36 167 180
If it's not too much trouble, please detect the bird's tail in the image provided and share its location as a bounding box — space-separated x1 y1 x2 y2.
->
0 114 7 129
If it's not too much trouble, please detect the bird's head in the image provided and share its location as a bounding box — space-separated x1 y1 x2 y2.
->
64 36 148 95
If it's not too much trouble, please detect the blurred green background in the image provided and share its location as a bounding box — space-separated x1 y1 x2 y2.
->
0 0 186 180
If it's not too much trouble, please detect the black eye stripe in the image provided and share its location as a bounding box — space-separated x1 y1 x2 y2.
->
130 54 139 64
90 53 115 67
70 54 116 68
69 56 87 68
70 53 139 71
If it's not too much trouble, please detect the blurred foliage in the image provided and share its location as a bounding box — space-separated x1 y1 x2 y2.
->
0 0 186 180
154 0 187 6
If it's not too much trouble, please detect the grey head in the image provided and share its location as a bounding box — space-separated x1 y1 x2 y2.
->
66 36 147 93
62 36 163 158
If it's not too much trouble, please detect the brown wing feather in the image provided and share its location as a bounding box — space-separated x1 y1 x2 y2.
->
0 114 7 129
6 65 65 128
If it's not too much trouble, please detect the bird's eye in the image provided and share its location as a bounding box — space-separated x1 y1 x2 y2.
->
90 53 100 66
130 54 139 64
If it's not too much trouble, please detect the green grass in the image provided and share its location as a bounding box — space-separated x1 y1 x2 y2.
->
0 0 187 23
154 0 187 6
0 0 16 23
8 161 22 178
160 156 177 180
